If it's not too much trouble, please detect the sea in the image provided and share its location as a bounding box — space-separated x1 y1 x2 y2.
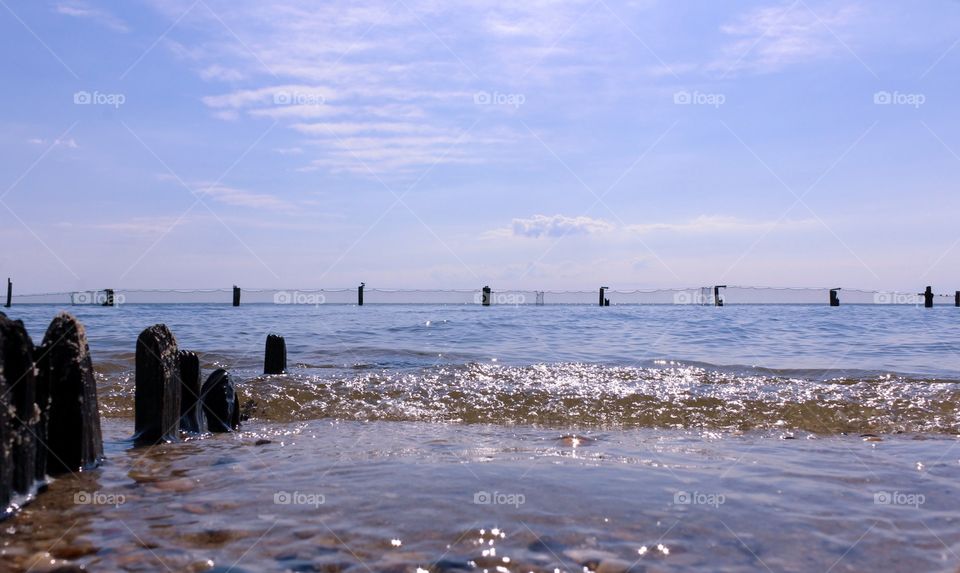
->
2 303 959 572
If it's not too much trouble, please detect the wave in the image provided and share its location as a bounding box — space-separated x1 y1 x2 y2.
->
96 361 960 434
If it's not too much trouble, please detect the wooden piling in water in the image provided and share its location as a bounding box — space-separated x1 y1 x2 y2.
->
37 313 103 475
0 315 39 507
830 289 840 307
102 289 115 307
955 291 959 307
4 279 10 308
714 285 726 307
358 282 365 306
599 287 606 307
232 286 241 307
178 351 205 434
134 324 181 445
201 369 240 432
482 286 491 306
264 334 287 375
924 286 934 308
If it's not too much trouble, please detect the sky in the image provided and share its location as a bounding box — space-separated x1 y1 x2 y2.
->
0 0 958 293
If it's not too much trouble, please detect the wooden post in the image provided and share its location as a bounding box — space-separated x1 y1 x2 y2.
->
599 287 606 307
134 324 181 445
830 289 840 307
358 282 365 306
264 334 287 375
102 289 114 307
955 291 959 307
924 286 934 308
0 315 38 504
232 285 241 307
714 285 726 307
178 351 205 434
201 369 240 432
37 313 103 475
482 286 491 306
4 278 10 308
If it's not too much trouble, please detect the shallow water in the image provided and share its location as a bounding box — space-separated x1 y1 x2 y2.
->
2 304 960 572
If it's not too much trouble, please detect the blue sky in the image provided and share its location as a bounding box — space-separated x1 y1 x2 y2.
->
1 0 958 292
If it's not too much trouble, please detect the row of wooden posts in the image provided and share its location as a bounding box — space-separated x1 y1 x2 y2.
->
0 307 292 518
4 279 960 308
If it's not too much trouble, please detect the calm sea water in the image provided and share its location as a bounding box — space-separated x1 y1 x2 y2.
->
2 304 960 572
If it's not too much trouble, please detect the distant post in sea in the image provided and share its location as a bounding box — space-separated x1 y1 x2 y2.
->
830 288 840 307
4 278 10 308
232 285 241 307
598 286 610 307
358 282 365 306
714 285 726 307
955 291 959 307
102 289 115 307
482 286 491 306
924 286 934 308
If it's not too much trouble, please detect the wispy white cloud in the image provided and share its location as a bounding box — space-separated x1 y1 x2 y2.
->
627 215 818 234
508 214 616 238
28 137 79 148
194 183 294 211
55 1 129 33
492 214 818 239
711 2 861 75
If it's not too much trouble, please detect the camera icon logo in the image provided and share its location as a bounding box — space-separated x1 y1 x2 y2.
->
273 91 293 105
74 91 92 105
673 491 692 505
873 91 892 105
673 90 691 105
74 491 92 504
274 291 292 304
473 91 492 105
274 491 292 504
874 491 891 504
474 491 492 504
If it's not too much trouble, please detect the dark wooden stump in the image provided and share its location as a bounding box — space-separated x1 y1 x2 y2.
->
134 325 181 445
264 334 287 375
924 286 934 308
178 351 206 434
0 315 38 508
37 312 104 475
201 369 240 432
830 289 840 307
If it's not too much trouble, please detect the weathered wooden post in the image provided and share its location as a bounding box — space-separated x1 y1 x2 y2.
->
4 278 10 308
201 369 240 432
264 334 287 375
36 313 103 475
829 289 840 307
102 289 115 307
714 285 726 307
0 315 38 505
924 286 934 308
232 285 241 307
134 325 181 445
178 351 205 434
482 286 491 306
358 282 365 306
599 287 606 307
955 291 959 307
